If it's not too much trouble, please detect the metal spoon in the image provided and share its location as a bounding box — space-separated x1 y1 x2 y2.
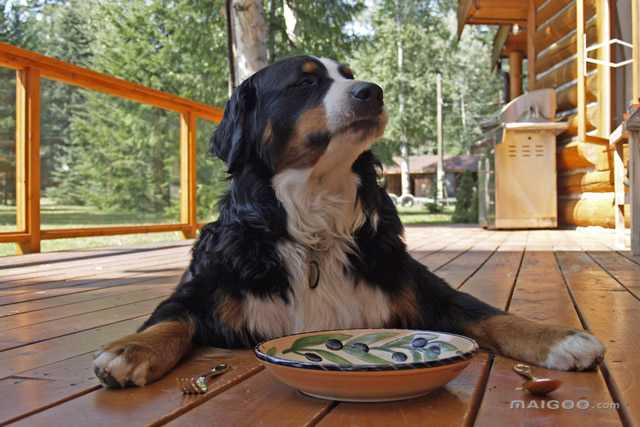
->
177 363 229 394
513 363 562 396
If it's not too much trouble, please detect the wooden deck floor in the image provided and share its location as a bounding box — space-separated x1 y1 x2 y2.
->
0 226 638 426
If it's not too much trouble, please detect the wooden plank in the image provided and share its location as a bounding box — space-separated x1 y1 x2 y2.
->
15 67 41 254
0 285 172 330
0 244 188 286
0 317 144 378
0 244 187 287
179 112 197 239
0 352 100 425
318 233 526 427
432 232 507 288
556 250 640 426
0 239 190 270
595 0 612 138
0 232 30 244
528 0 537 91
586 250 640 299
577 0 588 142
0 257 185 309
1 231 490 427
315 354 490 427
165 370 333 427
474 248 622 427
460 231 526 304
0 42 223 122
0 248 186 294
417 230 495 271
0 281 176 322
40 223 193 240
0 297 166 352
2 349 261 426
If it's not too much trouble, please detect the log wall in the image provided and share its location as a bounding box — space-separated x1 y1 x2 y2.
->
532 0 629 228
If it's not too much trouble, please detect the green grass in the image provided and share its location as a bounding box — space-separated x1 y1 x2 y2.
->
0 203 454 257
396 205 454 225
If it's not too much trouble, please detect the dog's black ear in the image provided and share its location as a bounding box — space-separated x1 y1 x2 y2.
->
210 78 260 174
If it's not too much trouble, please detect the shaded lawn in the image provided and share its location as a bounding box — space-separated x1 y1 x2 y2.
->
0 204 454 257
396 205 454 225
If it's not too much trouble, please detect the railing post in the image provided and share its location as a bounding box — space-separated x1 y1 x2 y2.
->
634 0 639 103
180 111 197 239
15 67 41 254
576 0 588 142
527 0 536 92
595 0 612 137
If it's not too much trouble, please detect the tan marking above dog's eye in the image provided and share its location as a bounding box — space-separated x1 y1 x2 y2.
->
339 65 354 80
302 61 318 73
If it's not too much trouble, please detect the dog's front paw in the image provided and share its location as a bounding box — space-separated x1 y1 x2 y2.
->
93 340 157 388
543 330 605 371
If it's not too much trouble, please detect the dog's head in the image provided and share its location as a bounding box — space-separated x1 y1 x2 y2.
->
211 56 387 176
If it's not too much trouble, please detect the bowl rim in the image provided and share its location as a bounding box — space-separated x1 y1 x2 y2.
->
254 328 479 372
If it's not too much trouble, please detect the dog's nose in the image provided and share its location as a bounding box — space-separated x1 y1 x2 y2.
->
351 83 383 105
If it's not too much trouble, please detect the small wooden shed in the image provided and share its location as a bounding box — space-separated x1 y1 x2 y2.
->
383 155 479 198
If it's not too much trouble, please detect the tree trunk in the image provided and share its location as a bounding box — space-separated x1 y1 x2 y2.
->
283 1 299 46
436 73 445 201
228 0 268 87
395 0 411 197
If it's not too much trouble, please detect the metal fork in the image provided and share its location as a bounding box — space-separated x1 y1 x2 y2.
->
177 363 229 395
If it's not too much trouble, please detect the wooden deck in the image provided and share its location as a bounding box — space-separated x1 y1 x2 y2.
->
0 226 638 426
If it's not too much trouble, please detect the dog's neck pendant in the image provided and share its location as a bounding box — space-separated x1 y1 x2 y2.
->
309 260 320 289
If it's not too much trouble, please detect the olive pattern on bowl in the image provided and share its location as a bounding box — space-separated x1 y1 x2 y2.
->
257 329 478 371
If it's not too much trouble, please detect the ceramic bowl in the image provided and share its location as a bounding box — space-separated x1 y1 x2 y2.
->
255 328 478 402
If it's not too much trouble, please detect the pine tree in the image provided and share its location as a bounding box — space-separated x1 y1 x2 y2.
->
452 171 477 223
51 0 231 217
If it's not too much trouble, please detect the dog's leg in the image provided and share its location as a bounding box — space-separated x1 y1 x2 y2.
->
93 301 195 388
463 311 604 371
407 259 605 371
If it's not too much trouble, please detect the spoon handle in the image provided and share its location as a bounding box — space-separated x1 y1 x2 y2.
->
206 363 229 379
513 363 535 380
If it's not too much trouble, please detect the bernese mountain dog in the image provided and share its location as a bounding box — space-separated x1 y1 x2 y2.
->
93 56 605 388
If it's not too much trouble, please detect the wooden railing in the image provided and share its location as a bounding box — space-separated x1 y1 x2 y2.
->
0 42 224 254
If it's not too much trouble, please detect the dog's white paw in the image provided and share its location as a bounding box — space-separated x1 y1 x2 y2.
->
93 346 152 388
543 331 605 371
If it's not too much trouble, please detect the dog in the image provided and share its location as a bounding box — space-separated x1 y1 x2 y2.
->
93 56 605 388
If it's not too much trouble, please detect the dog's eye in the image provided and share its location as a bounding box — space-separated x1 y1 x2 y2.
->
296 75 317 87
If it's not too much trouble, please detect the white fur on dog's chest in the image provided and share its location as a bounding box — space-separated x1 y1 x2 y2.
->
278 240 391 333
241 167 392 339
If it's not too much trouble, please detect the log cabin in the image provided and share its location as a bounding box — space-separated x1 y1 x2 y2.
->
457 0 639 236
